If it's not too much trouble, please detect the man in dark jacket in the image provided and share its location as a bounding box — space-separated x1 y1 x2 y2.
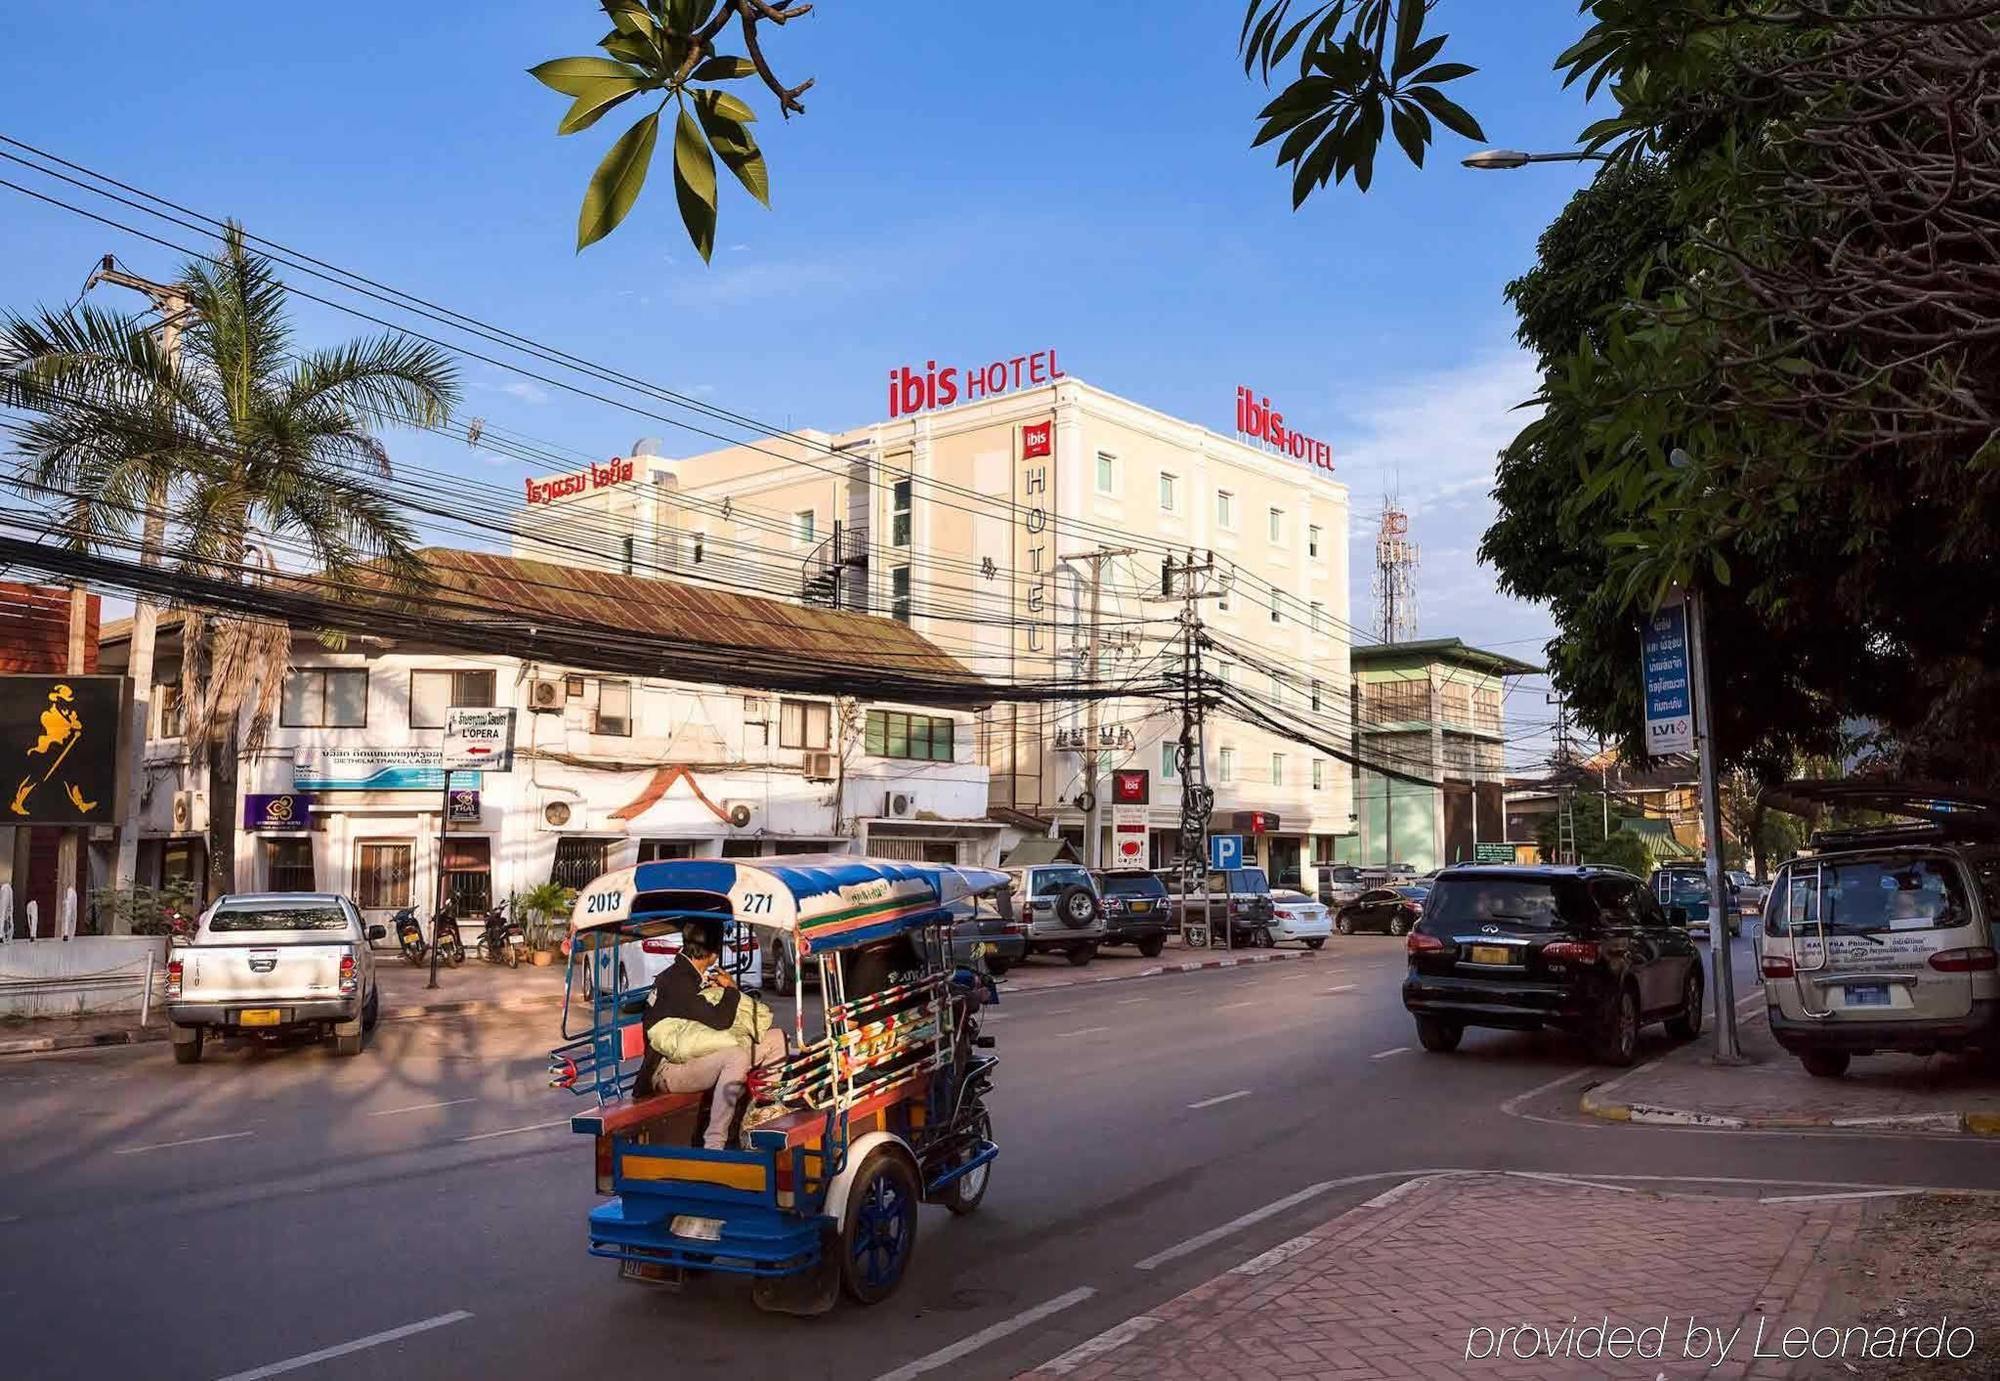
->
635 921 784 1148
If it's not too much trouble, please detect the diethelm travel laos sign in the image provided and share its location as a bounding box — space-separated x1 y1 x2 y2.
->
1642 598 1695 758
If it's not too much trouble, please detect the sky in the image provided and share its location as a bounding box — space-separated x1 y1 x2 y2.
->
1 2 1604 766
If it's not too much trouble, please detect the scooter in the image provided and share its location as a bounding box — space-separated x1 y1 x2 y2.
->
432 900 467 968
477 900 529 968
393 906 428 966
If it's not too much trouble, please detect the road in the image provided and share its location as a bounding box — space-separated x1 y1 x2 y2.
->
3 934 1995 1381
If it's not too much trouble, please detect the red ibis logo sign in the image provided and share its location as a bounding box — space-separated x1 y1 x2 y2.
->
887 348 1066 418
1111 769 1149 805
1236 388 1334 473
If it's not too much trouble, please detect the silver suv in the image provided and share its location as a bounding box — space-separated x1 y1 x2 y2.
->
1003 864 1105 966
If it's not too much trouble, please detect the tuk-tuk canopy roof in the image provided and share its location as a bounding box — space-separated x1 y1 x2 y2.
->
567 854 1008 956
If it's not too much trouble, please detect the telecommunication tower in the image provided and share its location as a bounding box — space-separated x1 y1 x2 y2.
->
1372 503 1420 643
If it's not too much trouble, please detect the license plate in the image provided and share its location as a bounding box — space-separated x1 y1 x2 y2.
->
1469 945 1513 966
670 1215 725 1242
1129 901 1152 913
239 1008 282 1027
1845 983 1891 1007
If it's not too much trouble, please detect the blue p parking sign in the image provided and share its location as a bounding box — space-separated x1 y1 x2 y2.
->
1209 834 1244 870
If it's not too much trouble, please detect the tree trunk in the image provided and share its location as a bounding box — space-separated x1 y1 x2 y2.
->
1750 800 1767 880
207 716 240 899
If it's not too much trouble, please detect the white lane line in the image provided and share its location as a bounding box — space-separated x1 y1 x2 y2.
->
1231 1232 1325 1276
1035 1315 1164 1375
1370 1046 1411 1060
1498 1066 1596 1118
214 1310 473 1381
455 1118 569 1143
1054 1026 1111 1039
114 1131 254 1156
1760 1189 1919 1205
367 1098 476 1118
1321 984 1357 994
1188 1089 1253 1111
1135 1181 1337 1270
873 1287 1096 1381
1360 1173 1446 1210
1218 1000 1256 1011
1116 997 1151 1005
1508 1171 1637 1194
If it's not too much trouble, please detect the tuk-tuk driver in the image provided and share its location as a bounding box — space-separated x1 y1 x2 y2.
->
639 920 787 1148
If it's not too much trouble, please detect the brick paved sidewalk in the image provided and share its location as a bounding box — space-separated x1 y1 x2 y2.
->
1021 1173 1869 1381
1581 1007 2000 1135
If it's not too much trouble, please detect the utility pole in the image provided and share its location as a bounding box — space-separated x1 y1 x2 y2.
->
1549 692 1577 865
1061 546 1134 870
1687 586 1743 1061
86 257 190 909
1154 551 1221 947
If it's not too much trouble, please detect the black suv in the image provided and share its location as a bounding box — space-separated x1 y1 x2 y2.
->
1093 871 1171 957
1400 865 1705 1066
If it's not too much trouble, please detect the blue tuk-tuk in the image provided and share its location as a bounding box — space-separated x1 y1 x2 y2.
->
548 855 1003 1313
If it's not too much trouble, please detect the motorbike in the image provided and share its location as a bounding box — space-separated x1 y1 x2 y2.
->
477 900 529 968
433 900 467 967
393 906 427 966
393 904 466 967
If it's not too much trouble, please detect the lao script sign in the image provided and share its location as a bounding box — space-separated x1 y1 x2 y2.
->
442 707 517 773
1642 598 1695 758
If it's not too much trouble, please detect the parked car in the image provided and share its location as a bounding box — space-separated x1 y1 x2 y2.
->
933 897 1030 976
1726 869 1769 917
166 893 385 1063
1317 864 1368 909
1166 866 1276 945
1267 889 1332 948
1760 835 2000 1079
1004 863 1106 965
623 921 764 993
1335 885 1430 936
1400 865 1705 1065
1649 865 1741 939
1093 870 1171 957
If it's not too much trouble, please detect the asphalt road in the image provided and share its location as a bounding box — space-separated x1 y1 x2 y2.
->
3 934 1995 1381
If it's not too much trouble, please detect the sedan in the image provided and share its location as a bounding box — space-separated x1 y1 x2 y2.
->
1267 889 1331 949
1335 886 1429 936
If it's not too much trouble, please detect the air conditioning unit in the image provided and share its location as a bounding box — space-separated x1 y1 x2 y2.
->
171 789 209 834
528 679 565 713
541 797 580 830
722 800 756 829
883 791 915 819
802 750 837 782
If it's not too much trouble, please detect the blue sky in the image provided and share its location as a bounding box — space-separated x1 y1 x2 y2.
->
3 1 1601 756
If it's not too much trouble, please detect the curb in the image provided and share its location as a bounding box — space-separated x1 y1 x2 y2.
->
1578 1085 2000 1136
1000 947 1315 999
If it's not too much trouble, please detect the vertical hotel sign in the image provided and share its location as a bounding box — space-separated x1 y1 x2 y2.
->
1641 597 1695 758
1016 416 1058 805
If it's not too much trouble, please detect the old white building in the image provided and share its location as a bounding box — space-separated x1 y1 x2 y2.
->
98 551 998 927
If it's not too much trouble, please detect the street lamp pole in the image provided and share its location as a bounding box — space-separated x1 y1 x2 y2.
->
1686 584 1743 1061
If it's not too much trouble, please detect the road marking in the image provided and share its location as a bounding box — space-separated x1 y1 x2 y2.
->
1054 1026 1110 1039
1498 1066 1596 1118
1508 1171 1637 1194
1188 1089 1252 1111
1370 1046 1410 1060
872 1287 1096 1381
1035 1315 1164 1375
1231 1232 1325 1276
1360 1173 1446 1209
213 1310 472 1381
367 1098 476 1118
1135 1181 1342 1270
114 1131 253 1156
455 1118 568 1143
1760 1189 1919 1205
1218 1000 1256 1011
1116 996 1151 1005
1044 1006 1077 1016
1321 984 1356 994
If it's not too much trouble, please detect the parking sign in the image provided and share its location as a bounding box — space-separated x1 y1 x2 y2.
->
1208 834 1244 870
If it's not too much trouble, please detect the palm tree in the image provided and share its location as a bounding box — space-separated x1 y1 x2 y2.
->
3 225 458 896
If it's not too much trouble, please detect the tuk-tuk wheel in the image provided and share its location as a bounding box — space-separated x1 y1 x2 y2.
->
840 1150 919 1304
942 1110 993 1217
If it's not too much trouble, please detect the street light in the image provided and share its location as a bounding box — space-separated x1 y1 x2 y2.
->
1461 148 1611 170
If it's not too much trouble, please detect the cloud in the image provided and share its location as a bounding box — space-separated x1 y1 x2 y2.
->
661 257 858 308
500 379 550 405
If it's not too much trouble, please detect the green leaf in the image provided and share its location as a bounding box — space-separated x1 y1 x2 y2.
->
673 106 717 210
701 89 757 123
531 56 648 97
695 91 770 206
1391 0 1423 66
1409 61 1475 86
1389 102 1426 167
602 0 655 35
1391 32 1446 81
601 32 658 67
673 143 718 262
693 54 755 81
1711 551 1732 587
1408 84 1485 141
577 109 660 251
559 84 643 136
1276 107 1340 166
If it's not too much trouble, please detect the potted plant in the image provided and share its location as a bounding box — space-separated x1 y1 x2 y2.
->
517 882 576 966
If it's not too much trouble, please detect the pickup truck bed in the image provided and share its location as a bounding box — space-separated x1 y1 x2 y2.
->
167 893 379 1062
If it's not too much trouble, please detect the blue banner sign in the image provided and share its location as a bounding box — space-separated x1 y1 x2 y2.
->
1642 599 1695 757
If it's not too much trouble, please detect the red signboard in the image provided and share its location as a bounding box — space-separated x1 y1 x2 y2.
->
887 348 1065 418
1236 388 1334 472
1111 769 1149 805
1021 420 1052 459
524 456 635 506
1231 810 1281 835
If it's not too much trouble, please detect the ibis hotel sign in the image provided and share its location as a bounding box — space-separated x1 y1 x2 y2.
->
887 348 1065 418
524 455 635 506
1235 387 1335 473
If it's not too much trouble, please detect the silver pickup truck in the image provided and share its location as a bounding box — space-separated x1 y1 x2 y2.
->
166 893 384 1063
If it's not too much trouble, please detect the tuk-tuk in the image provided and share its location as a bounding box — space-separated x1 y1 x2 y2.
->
548 855 1003 1313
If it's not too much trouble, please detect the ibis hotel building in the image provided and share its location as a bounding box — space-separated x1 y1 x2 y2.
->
513 357 1355 886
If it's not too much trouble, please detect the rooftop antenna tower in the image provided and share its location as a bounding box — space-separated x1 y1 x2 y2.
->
1372 500 1420 643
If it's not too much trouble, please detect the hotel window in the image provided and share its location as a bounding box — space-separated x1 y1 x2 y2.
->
1216 490 1235 528
1268 507 1284 542
1160 741 1178 779
550 836 611 892
409 669 495 729
689 531 706 565
891 565 912 622
155 683 184 738
594 680 632 737
892 478 912 547
1218 747 1235 783
620 534 635 574
794 509 816 544
1308 524 1322 558
281 668 367 729
355 841 412 911
1310 679 1323 712
1095 451 1115 494
866 709 954 761
780 698 832 751
1159 472 1178 512
1271 753 1285 786
1312 759 1325 791
1309 600 1324 633
1270 595 1282 625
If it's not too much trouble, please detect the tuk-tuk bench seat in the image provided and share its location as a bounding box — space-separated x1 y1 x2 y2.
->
571 1088 707 1138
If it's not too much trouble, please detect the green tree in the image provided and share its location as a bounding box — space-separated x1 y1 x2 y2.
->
2 227 458 896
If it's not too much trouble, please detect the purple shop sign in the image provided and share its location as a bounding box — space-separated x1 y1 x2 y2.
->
245 792 312 831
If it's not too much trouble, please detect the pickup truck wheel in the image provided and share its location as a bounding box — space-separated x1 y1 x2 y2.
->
1137 934 1166 959
362 987 380 1032
171 1026 204 1065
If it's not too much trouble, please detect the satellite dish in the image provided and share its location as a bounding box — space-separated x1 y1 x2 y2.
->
632 437 666 457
